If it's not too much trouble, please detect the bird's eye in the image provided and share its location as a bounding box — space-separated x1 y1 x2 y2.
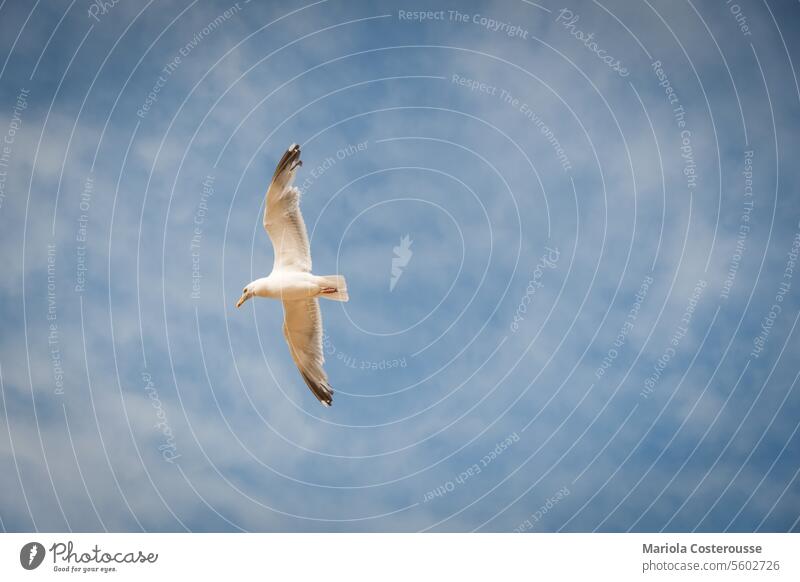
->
243 287 248 294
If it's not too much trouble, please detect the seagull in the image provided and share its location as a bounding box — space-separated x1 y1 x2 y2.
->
236 144 348 407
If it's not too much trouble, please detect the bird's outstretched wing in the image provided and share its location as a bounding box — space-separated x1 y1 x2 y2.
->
263 143 312 273
282 298 333 406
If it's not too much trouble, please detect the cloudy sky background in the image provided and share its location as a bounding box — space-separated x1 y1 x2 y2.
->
0 0 798 532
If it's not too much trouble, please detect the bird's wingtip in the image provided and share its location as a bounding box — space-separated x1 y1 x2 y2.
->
272 143 303 181
300 371 334 407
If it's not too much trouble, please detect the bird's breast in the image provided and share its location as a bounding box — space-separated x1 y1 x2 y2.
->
267 271 317 300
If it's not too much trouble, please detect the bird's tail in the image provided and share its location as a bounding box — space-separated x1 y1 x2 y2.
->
317 275 348 302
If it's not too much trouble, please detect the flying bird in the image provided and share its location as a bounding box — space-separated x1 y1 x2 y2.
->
237 144 348 407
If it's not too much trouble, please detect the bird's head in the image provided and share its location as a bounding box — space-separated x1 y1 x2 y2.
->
236 284 254 308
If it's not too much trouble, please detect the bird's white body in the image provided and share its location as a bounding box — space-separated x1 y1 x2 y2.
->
253 271 318 301
236 144 347 407
249 271 343 302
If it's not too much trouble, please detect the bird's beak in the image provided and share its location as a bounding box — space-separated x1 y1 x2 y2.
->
236 292 250 308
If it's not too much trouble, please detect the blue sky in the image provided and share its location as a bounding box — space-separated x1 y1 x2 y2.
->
0 0 799 532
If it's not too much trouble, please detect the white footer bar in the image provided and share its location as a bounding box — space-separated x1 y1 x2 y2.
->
1 533 797 581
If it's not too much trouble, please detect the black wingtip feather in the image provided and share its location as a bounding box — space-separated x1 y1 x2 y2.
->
300 371 333 407
272 143 302 181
